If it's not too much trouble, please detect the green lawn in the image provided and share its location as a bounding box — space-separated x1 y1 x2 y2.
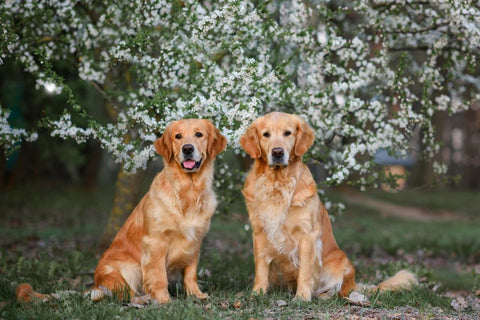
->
1 185 479 319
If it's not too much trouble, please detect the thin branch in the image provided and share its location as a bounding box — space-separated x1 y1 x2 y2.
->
89 80 120 112
387 46 429 52
76 2 101 24
383 21 450 35
387 45 467 53
370 1 430 10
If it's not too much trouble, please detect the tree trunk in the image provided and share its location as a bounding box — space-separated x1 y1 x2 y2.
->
97 167 145 252
463 106 480 189
82 141 102 191
0 151 5 189
5 145 28 189
424 111 448 187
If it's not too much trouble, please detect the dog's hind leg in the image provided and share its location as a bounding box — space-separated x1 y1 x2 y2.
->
339 260 356 297
91 264 136 301
315 249 355 298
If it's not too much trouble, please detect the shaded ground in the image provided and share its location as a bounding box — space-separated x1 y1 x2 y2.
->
1 185 480 319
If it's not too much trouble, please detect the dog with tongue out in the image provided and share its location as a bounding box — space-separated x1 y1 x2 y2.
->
181 143 202 171
86 118 227 304
16 119 227 305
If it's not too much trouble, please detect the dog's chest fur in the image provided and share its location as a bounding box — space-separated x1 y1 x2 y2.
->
154 189 215 241
144 176 217 271
253 174 301 265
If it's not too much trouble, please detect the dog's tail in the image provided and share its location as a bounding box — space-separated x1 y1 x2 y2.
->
375 269 418 292
356 269 418 293
16 283 147 304
16 283 52 303
16 283 104 303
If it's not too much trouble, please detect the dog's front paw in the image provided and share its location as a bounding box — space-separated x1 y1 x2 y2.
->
294 290 312 302
185 282 209 300
152 291 171 304
192 291 209 300
251 286 268 296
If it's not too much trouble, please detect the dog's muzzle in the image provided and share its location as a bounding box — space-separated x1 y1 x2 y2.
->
270 147 287 169
181 144 202 171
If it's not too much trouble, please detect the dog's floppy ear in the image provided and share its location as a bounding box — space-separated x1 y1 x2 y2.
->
294 115 315 156
154 125 173 162
206 120 227 159
239 123 261 159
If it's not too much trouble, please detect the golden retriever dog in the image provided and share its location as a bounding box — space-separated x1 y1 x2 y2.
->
16 119 227 304
90 119 227 303
240 112 416 301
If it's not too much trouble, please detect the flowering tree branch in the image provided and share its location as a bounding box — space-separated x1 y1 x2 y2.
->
0 0 478 194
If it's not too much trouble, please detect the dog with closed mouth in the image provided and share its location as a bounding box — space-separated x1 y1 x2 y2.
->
240 112 416 301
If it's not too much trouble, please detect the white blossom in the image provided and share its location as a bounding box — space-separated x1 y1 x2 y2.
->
0 0 478 186
0 106 38 154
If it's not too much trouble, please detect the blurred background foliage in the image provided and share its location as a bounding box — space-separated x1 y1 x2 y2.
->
0 59 109 189
1 58 479 192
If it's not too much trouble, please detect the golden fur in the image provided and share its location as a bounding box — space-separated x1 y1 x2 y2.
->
91 118 227 303
240 112 416 301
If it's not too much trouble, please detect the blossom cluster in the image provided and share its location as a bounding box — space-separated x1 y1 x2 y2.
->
1 0 479 190
0 106 38 155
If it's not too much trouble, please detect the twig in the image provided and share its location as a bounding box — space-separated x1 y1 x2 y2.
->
89 80 119 111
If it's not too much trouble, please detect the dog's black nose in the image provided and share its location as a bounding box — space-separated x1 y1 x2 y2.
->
182 144 194 155
272 147 284 159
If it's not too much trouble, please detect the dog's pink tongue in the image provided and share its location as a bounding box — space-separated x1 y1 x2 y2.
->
183 160 196 169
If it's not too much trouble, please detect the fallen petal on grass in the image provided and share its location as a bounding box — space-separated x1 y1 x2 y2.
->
276 299 287 307
466 295 480 311
451 297 468 311
346 291 370 306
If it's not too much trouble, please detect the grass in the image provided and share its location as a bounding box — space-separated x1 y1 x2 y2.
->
334 203 480 262
0 183 113 243
332 191 480 298
1 184 479 319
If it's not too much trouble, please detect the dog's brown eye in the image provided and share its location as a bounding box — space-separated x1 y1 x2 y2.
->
195 132 203 138
263 132 270 138
284 131 291 136
175 134 182 139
